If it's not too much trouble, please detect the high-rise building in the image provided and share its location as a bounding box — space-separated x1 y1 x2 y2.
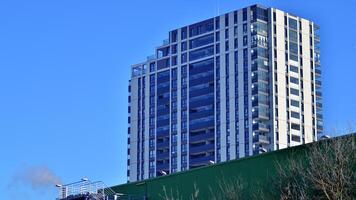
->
127 4 323 182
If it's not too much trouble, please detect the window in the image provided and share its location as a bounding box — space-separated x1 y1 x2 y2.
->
171 30 177 43
225 14 229 27
243 8 247 21
243 36 247 46
181 27 187 40
289 30 298 43
243 24 247 34
234 11 237 24
225 29 229 38
171 44 177 54
290 65 298 73
290 77 299 84
290 88 299 95
157 58 170 70
181 42 187 51
291 100 299 107
289 18 298 30
291 135 300 142
291 111 300 119
181 53 187 63
189 19 214 37
291 123 300 130
172 56 177 66
150 62 156 72
225 41 229 51
189 45 214 61
189 33 214 49
290 42 298 55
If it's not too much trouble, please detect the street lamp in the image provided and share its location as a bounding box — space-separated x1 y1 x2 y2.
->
208 160 215 165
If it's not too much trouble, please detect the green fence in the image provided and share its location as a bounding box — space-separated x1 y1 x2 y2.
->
110 134 355 199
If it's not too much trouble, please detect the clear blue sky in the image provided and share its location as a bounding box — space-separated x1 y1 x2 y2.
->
0 0 355 199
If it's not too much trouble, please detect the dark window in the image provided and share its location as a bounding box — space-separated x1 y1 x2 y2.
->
189 45 214 61
289 18 298 30
181 53 187 63
171 30 178 43
243 8 247 21
157 58 170 70
216 32 220 41
181 42 187 51
234 11 237 24
290 77 299 84
290 65 298 73
189 19 214 37
291 111 300 119
181 27 187 40
290 88 299 95
215 17 220 30
291 100 299 107
189 33 214 49
289 30 298 43
243 36 247 46
171 44 177 54
225 14 229 27
291 135 300 142
289 42 298 54
150 62 156 72
172 56 177 66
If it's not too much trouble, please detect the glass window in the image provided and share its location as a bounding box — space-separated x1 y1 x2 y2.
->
290 77 299 84
243 36 247 46
189 19 214 37
289 30 298 43
215 17 220 30
291 135 300 142
157 58 170 70
181 53 187 63
243 8 247 21
181 27 187 40
171 30 178 43
189 45 214 61
189 33 214 49
181 41 187 51
291 100 299 107
290 88 299 95
290 65 298 73
225 14 229 27
171 44 177 54
291 111 300 119
289 18 298 30
149 62 156 72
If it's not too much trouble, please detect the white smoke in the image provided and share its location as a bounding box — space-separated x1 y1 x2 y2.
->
9 165 62 190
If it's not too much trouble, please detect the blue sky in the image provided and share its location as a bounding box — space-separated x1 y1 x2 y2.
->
0 0 355 199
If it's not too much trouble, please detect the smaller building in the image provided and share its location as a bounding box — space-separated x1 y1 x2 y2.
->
56 179 119 200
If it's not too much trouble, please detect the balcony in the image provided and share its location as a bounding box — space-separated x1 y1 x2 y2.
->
258 135 270 144
189 155 215 167
189 143 215 154
315 69 321 77
156 163 169 171
156 151 169 160
252 123 269 132
156 141 169 149
190 132 215 143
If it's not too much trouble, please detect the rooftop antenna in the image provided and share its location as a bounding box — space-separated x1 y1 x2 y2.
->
217 0 220 16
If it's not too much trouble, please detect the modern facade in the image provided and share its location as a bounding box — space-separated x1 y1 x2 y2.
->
127 4 323 182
